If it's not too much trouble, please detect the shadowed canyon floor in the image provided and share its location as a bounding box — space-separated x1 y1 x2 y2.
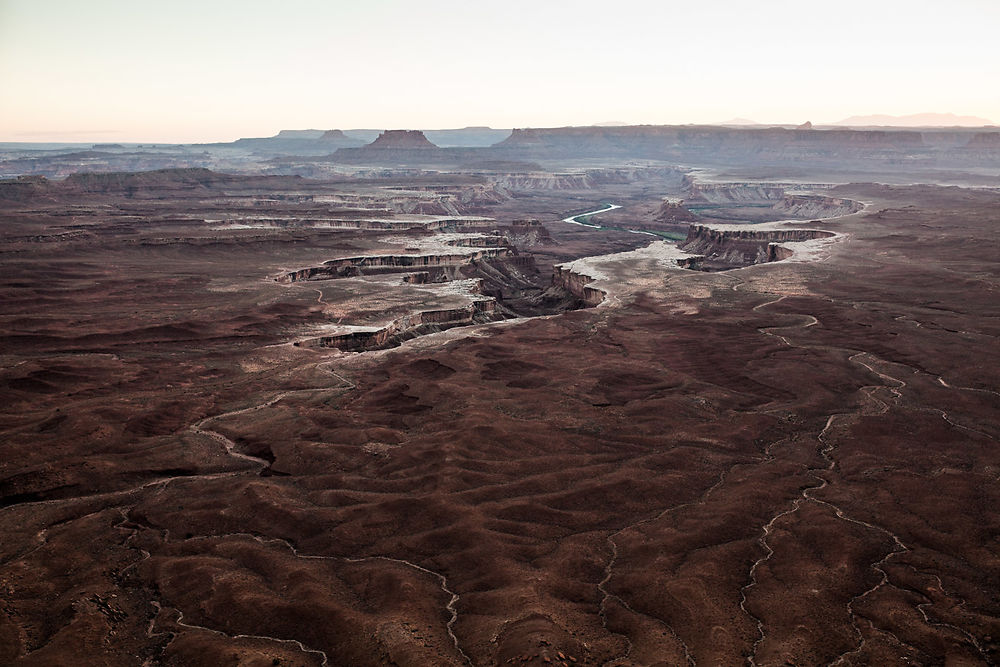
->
1 170 999 666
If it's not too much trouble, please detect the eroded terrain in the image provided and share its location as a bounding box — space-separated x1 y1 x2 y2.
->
1 158 998 666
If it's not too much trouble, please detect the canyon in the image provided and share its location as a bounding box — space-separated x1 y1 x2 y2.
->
678 224 838 270
1 128 998 667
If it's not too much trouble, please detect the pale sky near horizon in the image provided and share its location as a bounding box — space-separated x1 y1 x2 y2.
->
1 0 998 143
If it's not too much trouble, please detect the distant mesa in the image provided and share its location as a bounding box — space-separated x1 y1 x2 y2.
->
965 132 1000 148
832 112 996 127
493 124 926 162
345 127 512 147
364 130 438 149
274 129 326 139
319 129 352 141
62 167 230 193
797 121 813 130
718 118 761 126
209 128 363 152
423 127 511 147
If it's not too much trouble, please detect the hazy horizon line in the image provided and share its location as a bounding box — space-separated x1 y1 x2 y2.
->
5 114 999 145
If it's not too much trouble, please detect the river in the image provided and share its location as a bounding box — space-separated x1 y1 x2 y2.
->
563 203 684 240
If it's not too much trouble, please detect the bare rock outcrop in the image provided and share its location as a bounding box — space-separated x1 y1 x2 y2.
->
682 176 863 220
63 167 230 193
679 224 835 270
307 299 501 351
682 176 786 204
365 130 438 150
655 199 701 223
277 249 510 283
505 219 554 246
0 175 53 203
772 194 863 218
551 265 605 306
489 166 685 192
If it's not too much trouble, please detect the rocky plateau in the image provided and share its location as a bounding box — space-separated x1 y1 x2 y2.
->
1 131 998 667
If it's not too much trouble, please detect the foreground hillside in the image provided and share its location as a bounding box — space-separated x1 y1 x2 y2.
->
1 170 998 665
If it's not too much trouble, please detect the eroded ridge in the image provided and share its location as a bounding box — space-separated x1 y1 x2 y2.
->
678 224 837 271
734 285 994 665
134 531 471 666
277 248 510 283
3 167 999 665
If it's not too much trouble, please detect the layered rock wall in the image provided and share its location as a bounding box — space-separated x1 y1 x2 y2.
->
495 125 926 163
277 248 509 283
655 199 701 223
772 194 863 218
683 178 786 204
551 266 606 306
679 224 835 269
310 299 500 351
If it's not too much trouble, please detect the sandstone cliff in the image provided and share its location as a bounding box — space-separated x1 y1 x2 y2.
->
551 266 605 306
493 125 926 165
489 166 684 192
365 130 438 150
63 167 229 193
0 175 53 203
277 248 510 283
771 194 863 218
682 178 787 204
654 199 701 223
682 177 863 220
308 299 501 352
679 224 835 269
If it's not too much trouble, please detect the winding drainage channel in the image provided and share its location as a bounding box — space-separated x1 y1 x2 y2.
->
562 203 622 228
562 203 686 240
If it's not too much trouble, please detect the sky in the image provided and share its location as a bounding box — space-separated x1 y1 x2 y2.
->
1 0 999 143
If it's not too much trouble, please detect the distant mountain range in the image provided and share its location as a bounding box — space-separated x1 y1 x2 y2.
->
831 113 995 127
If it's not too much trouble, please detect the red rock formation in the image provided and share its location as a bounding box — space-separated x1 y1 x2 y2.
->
682 176 787 204
655 199 701 223
0 175 53 202
505 219 554 246
772 194 863 218
3 174 999 666
63 167 230 193
365 130 438 150
551 265 605 306
277 248 510 283
679 224 835 269
308 299 500 351
402 271 431 284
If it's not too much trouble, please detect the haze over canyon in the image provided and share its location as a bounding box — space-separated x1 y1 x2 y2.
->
2 1 999 665
2 116 999 666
